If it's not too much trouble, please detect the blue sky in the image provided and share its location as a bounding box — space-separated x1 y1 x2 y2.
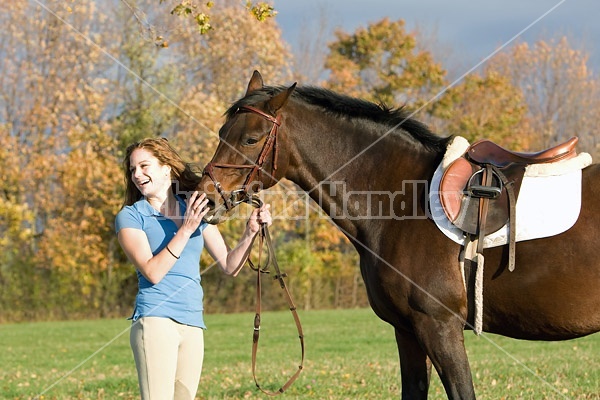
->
273 0 599 75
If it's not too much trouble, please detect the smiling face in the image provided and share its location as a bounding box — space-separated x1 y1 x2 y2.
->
128 148 172 200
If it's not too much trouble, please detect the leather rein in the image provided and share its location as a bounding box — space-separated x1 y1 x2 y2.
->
246 195 305 396
203 106 305 395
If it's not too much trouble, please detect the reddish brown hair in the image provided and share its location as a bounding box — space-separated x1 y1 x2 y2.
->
121 137 202 206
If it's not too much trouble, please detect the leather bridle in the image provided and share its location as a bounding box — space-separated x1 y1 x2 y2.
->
203 105 281 211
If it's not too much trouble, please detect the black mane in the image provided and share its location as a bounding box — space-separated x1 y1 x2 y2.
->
227 85 452 152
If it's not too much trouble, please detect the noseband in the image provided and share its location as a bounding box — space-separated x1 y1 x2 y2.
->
203 105 281 211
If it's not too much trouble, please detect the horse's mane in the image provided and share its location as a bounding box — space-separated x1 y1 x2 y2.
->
227 85 452 152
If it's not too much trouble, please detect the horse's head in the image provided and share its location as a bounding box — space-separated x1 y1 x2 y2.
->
200 70 296 224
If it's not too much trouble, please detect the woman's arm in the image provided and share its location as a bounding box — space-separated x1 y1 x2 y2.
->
204 204 272 276
117 192 209 284
118 227 189 284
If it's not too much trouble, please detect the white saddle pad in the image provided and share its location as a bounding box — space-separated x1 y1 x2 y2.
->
429 137 592 248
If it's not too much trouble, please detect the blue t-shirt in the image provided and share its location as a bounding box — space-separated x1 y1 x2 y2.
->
115 196 208 329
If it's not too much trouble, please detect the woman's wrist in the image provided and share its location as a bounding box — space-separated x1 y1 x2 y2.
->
246 218 259 235
168 230 189 256
165 245 180 259
178 225 195 239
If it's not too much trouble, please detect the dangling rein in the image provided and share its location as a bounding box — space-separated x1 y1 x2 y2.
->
245 195 305 396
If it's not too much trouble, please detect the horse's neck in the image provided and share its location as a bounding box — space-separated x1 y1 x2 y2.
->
285 112 439 237
287 114 436 189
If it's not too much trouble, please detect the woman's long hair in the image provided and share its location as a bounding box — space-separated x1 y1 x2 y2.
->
122 137 202 207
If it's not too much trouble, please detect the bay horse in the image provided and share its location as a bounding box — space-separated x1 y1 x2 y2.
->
199 70 600 399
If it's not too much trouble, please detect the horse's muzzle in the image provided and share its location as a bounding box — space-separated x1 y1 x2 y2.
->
202 196 227 224
202 190 259 224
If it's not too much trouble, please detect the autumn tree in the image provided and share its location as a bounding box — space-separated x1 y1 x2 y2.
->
109 0 189 150
0 1 116 319
437 70 530 149
488 37 600 156
325 18 448 110
0 128 38 321
324 17 538 148
279 210 365 310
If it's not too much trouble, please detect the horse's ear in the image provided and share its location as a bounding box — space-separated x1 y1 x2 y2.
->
267 83 297 113
245 70 263 96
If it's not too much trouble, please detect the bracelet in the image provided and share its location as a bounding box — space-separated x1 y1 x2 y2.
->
166 245 180 260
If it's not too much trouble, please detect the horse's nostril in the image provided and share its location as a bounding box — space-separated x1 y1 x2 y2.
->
206 198 216 210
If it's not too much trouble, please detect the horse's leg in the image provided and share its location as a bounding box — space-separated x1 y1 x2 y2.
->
395 328 432 399
415 317 476 400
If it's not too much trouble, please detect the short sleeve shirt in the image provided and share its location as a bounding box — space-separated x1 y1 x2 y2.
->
115 196 207 328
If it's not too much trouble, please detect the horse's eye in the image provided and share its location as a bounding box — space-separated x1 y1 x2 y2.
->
245 137 259 146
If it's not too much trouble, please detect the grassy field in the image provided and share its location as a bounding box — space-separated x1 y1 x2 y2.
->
1 308 598 399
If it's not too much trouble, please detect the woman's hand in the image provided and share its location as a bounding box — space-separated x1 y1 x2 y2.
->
246 204 272 234
203 203 273 276
181 191 209 236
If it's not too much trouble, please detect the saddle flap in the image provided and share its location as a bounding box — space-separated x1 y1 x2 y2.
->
440 158 525 235
439 157 476 222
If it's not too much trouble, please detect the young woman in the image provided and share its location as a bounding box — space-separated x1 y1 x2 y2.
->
115 137 271 400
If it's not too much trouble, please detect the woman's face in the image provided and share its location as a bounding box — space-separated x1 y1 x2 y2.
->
129 148 172 198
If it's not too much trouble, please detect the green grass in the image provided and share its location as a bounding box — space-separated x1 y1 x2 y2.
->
1 309 598 399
